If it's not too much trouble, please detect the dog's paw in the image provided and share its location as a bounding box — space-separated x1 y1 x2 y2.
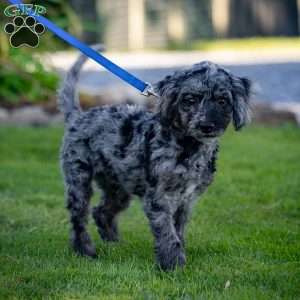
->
71 231 97 258
98 225 119 242
93 207 119 242
156 241 186 271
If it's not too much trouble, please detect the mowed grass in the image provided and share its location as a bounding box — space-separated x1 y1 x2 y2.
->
0 125 299 300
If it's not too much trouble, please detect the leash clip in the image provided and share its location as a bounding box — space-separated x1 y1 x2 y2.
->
141 83 159 98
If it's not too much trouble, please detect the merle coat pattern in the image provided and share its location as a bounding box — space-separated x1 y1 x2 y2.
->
58 46 251 271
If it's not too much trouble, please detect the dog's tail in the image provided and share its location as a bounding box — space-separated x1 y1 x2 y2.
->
57 44 105 122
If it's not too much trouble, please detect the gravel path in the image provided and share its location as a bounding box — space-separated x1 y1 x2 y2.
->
74 62 300 103
49 50 300 104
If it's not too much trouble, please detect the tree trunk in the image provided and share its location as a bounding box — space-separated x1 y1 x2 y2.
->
228 0 299 37
70 0 99 43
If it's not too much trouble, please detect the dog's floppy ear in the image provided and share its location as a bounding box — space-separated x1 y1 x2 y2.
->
231 77 252 130
155 76 180 127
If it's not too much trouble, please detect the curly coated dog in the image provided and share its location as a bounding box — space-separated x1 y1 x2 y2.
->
58 46 252 271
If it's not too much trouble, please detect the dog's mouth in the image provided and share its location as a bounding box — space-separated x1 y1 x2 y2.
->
190 126 223 140
193 132 218 141
203 132 219 138
198 130 223 139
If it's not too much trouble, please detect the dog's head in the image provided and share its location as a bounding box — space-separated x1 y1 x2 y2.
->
155 61 252 140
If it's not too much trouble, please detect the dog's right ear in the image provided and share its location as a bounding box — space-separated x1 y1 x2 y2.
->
155 76 180 127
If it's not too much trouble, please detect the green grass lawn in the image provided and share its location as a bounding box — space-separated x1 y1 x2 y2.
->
0 125 299 300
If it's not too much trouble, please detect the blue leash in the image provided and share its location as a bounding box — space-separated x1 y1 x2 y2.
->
6 0 158 97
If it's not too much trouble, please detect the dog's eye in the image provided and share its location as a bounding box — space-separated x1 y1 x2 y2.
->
183 96 196 105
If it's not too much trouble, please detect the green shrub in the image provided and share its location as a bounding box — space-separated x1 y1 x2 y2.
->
0 49 59 105
0 0 82 106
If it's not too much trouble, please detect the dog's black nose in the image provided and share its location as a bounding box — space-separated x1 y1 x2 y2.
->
199 123 215 134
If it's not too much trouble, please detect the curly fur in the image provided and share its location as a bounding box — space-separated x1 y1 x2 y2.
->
58 51 252 271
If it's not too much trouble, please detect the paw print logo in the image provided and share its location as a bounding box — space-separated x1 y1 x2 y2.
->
4 16 45 48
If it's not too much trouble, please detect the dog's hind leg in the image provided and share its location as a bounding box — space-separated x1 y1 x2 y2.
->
93 184 131 242
63 163 96 258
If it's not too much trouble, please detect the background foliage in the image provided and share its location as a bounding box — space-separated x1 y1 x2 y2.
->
0 0 83 106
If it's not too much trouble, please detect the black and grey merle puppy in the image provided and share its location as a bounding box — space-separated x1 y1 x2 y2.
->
58 47 251 271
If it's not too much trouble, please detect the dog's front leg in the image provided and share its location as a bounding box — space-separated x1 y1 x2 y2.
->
174 204 190 246
144 194 186 271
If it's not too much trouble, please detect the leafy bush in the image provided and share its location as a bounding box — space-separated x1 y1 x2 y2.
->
30 0 83 51
0 49 59 106
0 0 82 106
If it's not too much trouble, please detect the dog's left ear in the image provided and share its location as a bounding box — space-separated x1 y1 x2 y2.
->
231 77 252 131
